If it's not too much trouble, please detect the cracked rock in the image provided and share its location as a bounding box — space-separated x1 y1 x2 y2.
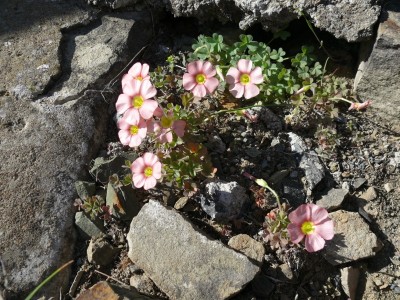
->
317 188 348 211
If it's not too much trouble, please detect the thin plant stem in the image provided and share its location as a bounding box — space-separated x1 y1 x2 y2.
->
25 260 74 300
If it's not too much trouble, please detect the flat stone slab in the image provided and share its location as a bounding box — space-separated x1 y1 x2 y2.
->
127 200 260 300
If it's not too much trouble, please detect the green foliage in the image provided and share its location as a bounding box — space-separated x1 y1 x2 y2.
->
81 195 106 220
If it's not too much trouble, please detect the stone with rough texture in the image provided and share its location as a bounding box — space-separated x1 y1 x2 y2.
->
127 200 260 300
199 180 249 221
288 132 325 192
0 2 153 297
90 0 381 42
75 212 106 239
317 188 348 211
354 0 400 128
323 210 382 265
340 266 360 300
87 236 119 266
228 234 265 265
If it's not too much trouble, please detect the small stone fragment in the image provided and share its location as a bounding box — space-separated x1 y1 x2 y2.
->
199 180 249 221
360 187 378 201
384 182 394 193
317 188 348 211
75 211 105 239
228 234 265 265
75 181 96 199
87 236 119 266
90 152 137 183
127 200 259 300
106 183 141 221
277 264 294 281
353 177 367 189
323 210 382 265
246 107 282 131
340 266 360 300
129 273 158 297
206 135 226 154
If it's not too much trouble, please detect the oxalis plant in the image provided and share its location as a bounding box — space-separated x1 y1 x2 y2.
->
110 33 371 253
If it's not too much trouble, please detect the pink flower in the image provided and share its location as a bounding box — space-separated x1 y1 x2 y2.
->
226 59 263 99
183 61 219 98
117 110 147 148
149 111 186 143
122 62 150 88
131 153 162 190
116 79 158 119
348 100 372 111
287 204 334 252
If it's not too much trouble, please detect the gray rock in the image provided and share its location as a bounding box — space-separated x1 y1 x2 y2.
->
129 273 158 297
360 187 378 202
0 4 153 297
340 266 360 300
354 0 400 128
323 210 382 265
246 107 282 131
317 188 348 211
127 200 260 300
87 236 119 266
75 212 106 239
75 181 96 199
106 183 141 221
199 180 249 221
288 132 325 192
206 135 226 154
228 234 265 266
353 177 367 189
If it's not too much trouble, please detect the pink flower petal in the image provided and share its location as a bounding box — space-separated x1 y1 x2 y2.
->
118 130 131 145
226 67 240 84
153 106 163 117
288 223 305 244
288 204 311 225
187 61 203 75
202 61 216 77
133 174 146 188
139 100 158 119
237 59 252 73
129 135 142 147
131 157 145 174
143 152 158 166
116 94 132 114
152 161 162 179
315 219 334 240
140 80 157 100
143 177 157 190
140 63 150 78
128 62 142 78
147 120 158 133
250 67 263 84
122 78 141 96
121 74 134 90
244 84 260 99
204 77 219 94
192 84 207 98
183 73 196 91
123 108 140 124
229 83 244 98
165 131 173 143
305 233 326 252
309 204 329 224
172 120 186 137
117 117 131 130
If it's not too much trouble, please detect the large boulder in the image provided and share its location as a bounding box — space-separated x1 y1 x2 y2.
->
89 0 381 42
0 1 153 297
354 0 400 129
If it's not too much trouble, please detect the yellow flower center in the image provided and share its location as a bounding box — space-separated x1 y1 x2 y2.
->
144 166 153 177
301 221 315 235
130 125 139 135
240 74 250 85
136 76 143 81
195 74 206 84
160 116 173 129
132 96 144 108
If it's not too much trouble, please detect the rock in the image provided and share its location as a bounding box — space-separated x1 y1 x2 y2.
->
354 0 400 127
127 200 260 300
75 181 96 199
206 134 226 154
106 183 141 221
246 147 261 158
129 274 158 297
353 177 367 189
288 132 325 192
246 107 282 131
87 236 119 266
317 188 348 211
360 187 378 202
282 178 306 207
323 210 382 265
198 180 249 221
0 5 154 297
228 234 265 266
340 267 360 300
277 264 294 281
251 273 275 298
76 281 155 300
75 211 106 239
384 182 394 193
90 152 138 183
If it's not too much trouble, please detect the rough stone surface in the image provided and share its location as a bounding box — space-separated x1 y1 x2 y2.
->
340 266 360 300
199 180 249 221
106 183 141 221
75 181 96 199
127 200 260 300
228 234 265 266
288 132 325 192
323 210 382 265
129 274 158 297
317 188 348 211
246 107 282 131
354 0 400 128
75 212 106 239
90 0 381 42
0 2 153 297
87 236 119 266
360 187 378 202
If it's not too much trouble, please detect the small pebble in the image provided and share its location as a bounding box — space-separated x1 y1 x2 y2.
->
384 182 394 193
